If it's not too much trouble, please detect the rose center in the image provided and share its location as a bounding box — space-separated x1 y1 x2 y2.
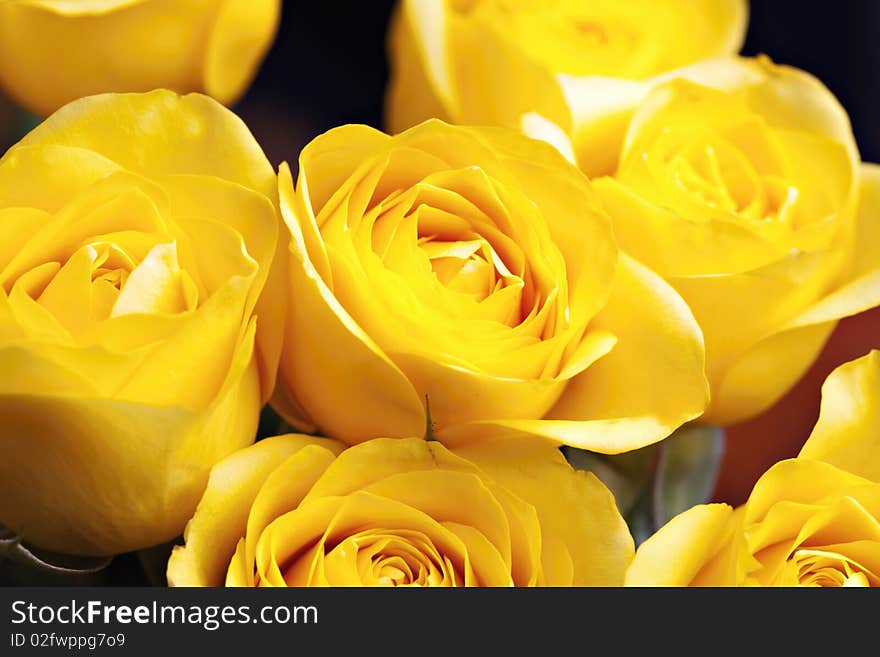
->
662 136 797 224
367 546 445 587
792 549 871 587
88 241 135 285
316 530 456 587
7 237 198 336
419 236 518 303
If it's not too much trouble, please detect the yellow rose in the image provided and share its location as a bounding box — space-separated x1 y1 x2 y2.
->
626 350 880 586
538 56 880 424
273 119 709 453
385 0 747 137
167 434 633 586
0 0 280 116
0 90 281 556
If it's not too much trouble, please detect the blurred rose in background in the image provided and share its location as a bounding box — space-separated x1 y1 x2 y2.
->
0 0 281 117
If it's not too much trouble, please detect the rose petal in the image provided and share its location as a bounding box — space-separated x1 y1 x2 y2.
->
167 434 335 587
625 504 734 586
454 437 633 586
801 351 880 482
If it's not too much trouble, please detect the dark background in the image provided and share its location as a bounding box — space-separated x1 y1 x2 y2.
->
231 0 880 167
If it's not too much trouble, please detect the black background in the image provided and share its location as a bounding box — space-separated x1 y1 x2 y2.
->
234 0 880 167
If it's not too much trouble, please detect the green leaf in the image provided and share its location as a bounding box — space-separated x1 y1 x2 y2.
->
624 488 657 547
566 424 725 547
0 525 113 585
652 423 725 529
